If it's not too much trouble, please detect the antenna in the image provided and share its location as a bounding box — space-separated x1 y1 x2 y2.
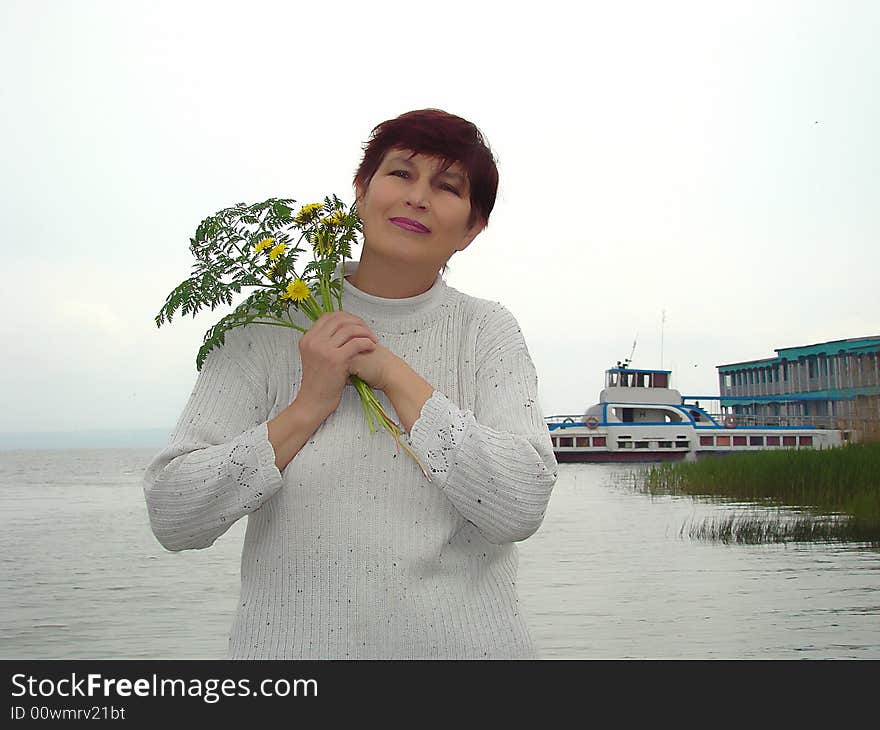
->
660 309 666 369
617 334 637 369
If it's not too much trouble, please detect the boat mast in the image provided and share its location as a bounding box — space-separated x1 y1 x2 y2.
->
660 309 666 370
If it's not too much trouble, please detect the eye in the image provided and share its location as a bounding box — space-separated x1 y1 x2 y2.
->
440 183 460 195
389 169 410 178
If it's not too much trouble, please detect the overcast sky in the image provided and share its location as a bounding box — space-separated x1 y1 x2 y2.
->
1 0 878 434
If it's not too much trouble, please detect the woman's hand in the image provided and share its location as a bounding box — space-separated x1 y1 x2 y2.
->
295 312 379 421
350 346 434 433
348 344 403 392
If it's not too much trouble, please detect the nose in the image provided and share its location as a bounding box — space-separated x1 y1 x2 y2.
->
405 181 430 210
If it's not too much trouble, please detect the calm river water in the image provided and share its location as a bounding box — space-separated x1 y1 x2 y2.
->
1 449 877 659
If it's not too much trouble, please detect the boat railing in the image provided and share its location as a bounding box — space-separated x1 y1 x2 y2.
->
545 415 584 422
545 415 587 427
704 413 843 429
545 413 853 430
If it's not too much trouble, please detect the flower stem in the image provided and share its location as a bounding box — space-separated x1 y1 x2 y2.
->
350 376 430 481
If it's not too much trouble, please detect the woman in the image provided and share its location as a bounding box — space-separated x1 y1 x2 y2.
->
143 109 558 659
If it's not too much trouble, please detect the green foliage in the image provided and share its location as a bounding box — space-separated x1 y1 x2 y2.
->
154 196 363 370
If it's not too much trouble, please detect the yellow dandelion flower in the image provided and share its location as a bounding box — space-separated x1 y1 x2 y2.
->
280 278 311 303
254 237 274 254
294 202 324 226
268 242 287 261
266 262 279 280
320 211 347 228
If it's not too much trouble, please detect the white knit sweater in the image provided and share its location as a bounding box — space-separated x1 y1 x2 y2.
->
143 261 558 659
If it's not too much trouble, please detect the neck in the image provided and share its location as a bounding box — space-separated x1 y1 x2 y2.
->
346 248 439 298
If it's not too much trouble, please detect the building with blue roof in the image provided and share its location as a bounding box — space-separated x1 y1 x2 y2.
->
716 336 880 430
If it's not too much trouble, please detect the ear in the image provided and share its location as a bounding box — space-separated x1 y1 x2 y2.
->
457 220 486 252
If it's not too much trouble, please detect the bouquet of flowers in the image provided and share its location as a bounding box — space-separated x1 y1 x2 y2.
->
154 196 427 478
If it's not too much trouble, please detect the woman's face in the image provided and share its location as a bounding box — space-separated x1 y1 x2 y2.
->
356 149 484 273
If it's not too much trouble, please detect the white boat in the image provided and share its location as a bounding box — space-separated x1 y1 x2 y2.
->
545 366 844 463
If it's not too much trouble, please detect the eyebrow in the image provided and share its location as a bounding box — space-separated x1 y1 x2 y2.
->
386 156 467 185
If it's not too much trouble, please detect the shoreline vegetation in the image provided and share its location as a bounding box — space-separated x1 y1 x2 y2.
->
631 442 880 547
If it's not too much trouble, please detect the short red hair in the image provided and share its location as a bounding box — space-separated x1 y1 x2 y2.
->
353 109 498 228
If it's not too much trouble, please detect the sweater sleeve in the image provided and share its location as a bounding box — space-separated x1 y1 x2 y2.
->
142 337 284 553
407 305 558 544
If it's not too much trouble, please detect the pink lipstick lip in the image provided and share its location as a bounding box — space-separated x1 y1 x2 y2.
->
390 217 431 233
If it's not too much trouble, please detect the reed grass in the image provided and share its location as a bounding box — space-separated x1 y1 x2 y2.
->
633 443 880 546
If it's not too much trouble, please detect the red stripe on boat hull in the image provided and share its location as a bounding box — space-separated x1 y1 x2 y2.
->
553 450 688 463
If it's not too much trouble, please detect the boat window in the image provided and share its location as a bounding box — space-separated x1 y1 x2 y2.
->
576 437 590 448
635 441 649 449
733 436 747 446
559 437 573 447
675 440 689 448
783 436 796 447
700 436 714 446
659 441 672 448
716 436 731 446
767 436 780 446
593 436 606 447
799 436 813 447
664 412 683 423
750 436 764 446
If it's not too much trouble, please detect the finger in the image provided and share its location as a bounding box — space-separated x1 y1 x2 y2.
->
308 311 347 335
326 315 375 341
328 324 379 347
308 312 366 340
339 337 377 361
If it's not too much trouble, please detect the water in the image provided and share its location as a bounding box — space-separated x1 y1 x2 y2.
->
0 451 877 659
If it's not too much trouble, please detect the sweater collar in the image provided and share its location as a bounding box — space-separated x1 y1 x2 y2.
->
335 260 451 331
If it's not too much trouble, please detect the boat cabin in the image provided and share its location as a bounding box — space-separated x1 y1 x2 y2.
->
606 368 669 389
600 368 681 406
